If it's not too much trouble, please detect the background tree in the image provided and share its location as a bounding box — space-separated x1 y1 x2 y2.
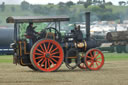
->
103 0 105 3
119 1 126 6
48 3 54 5
1 2 5 12
21 1 30 10
84 0 92 8
99 4 105 8
105 2 113 5
87 0 92 4
77 0 85 4
66 1 74 7
58 2 65 6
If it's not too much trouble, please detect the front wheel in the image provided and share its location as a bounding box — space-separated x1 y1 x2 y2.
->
30 39 64 72
84 49 104 70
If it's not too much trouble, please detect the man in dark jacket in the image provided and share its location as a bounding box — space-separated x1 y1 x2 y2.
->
73 25 83 42
26 22 38 43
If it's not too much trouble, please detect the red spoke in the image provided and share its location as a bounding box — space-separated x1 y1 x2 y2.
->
49 58 55 66
87 56 93 59
47 59 51 69
51 52 60 55
94 53 100 58
94 51 96 56
49 44 53 52
40 58 46 66
96 62 99 67
92 63 95 68
47 42 50 52
40 45 45 52
43 43 47 52
51 56 60 58
51 47 58 53
50 57 57 63
37 49 44 54
97 61 101 63
90 52 93 57
89 62 93 67
35 56 43 59
45 59 47 69
34 52 43 56
39 55 45 58
87 60 92 62
37 58 43 64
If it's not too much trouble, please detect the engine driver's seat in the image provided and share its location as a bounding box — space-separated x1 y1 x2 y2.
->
24 33 33 47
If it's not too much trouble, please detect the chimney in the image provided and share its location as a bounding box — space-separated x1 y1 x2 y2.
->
85 12 90 40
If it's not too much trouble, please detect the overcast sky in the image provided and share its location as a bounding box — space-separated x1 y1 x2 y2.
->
0 0 127 5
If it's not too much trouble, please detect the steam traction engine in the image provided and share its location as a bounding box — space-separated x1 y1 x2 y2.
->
6 12 104 72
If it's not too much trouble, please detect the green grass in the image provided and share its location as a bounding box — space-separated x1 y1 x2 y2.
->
0 55 13 63
0 53 127 63
104 53 128 61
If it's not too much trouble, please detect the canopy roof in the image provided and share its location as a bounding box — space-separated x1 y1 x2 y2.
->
6 16 70 23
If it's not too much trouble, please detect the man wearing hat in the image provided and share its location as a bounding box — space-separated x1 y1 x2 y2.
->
26 22 38 43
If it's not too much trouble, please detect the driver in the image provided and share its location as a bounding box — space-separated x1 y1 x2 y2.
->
74 25 83 42
26 22 38 43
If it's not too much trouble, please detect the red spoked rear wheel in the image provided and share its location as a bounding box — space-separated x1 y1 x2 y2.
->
30 39 64 72
84 49 104 70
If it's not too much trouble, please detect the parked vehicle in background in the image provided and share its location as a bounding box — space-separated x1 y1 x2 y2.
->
106 31 128 53
0 26 14 54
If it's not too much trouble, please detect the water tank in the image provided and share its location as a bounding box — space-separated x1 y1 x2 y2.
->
0 26 14 49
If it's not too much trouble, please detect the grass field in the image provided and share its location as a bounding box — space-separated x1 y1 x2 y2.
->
104 53 128 61
0 55 12 63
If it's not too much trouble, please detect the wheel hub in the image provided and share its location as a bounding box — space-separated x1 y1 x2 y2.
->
45 53 50 58
93 58 97 62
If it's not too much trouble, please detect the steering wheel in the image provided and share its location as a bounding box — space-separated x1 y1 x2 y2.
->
40 27 62 41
